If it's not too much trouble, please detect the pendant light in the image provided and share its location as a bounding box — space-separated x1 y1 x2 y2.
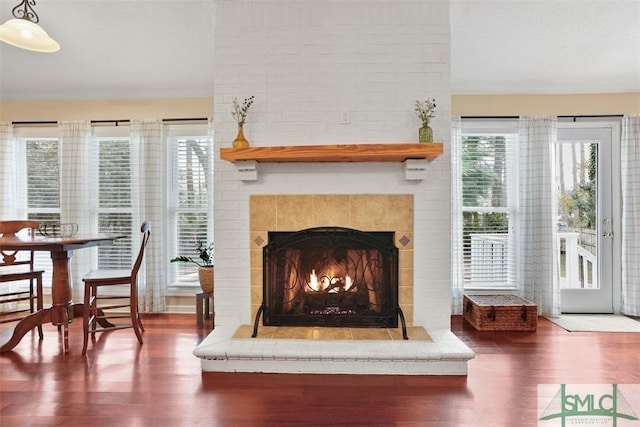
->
0 0 59 52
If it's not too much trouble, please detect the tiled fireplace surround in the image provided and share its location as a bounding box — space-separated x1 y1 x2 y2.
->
194 188 474 375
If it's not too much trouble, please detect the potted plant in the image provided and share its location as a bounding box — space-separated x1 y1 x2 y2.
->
414 98 437 143
170 240 214 294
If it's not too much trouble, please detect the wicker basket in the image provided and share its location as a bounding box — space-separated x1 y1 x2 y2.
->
463 294 537 331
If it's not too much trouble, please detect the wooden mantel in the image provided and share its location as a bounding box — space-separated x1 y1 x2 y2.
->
219 142 443 163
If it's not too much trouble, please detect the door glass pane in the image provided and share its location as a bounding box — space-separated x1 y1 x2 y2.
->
556 141 598 289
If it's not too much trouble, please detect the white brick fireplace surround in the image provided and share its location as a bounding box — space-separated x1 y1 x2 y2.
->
193 0 474 375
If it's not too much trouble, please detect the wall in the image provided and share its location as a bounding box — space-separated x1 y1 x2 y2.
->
452 93 640 116
0 98 213 122
213 0 453 332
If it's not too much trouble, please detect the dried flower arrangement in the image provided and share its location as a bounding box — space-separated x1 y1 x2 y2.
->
414 98 437 126
231 96 255 125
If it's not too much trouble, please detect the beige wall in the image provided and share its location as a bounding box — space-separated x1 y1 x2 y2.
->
0 98 213 122
452 93 640 116
3 93 637 122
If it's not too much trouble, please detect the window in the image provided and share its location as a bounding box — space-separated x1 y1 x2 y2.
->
10 123 213 293
167 127 212 288
24 138 60 223
93 136 133 269
18 136 61 284
456 122 518 290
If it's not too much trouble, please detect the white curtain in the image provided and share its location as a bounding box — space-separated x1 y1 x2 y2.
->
59 121 93 301
450 117 464 314
0 123 17 220
131 120 166 313
621 115 640 316
519 116 560 316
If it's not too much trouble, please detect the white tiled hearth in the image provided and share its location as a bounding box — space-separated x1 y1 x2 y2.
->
193 191 475 374
194 325 473 375
195 193 474 375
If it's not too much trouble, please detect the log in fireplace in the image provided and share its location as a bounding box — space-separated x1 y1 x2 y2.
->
252 227 408 338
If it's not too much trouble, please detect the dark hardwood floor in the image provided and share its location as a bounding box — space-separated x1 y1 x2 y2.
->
1 314 639 426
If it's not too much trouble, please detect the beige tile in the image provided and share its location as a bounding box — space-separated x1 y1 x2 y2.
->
350 328 392 340
277 195 315 230
255 326 277 339
250 248 263 268
232 325 429 341
350 194 387 230
312 327 352 340
401 304 414 326
250 284 262 307
399 267 413 292
312 195 350 226
395 231 414 250
273 327 314 339
250 232 268 250
251 304 262 322
233 324 277 339
251 195 277 231
398 283 413 306
386 195 413 230
399 249 413 270
250 267 262 288
388 326 431 341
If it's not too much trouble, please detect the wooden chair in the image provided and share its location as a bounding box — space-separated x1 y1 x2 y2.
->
0 220 44 339
81 221 150 354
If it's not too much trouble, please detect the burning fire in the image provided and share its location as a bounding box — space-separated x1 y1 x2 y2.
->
308 269 354 293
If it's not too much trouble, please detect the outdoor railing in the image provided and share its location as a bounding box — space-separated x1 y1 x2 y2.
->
467 232 597 289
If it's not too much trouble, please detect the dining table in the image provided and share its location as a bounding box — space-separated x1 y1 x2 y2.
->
0 231 126 354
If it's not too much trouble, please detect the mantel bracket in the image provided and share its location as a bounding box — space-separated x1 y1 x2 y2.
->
404 159 428 181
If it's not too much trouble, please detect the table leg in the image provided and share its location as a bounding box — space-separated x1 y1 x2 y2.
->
49 251 79 353
0 309 52 352
0 250 73 353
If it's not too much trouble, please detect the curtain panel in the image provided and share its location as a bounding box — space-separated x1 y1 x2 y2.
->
59 121 93 301
450 117 464 315
621 115 640 316
131 120 166 313
0 123 16 220
518 116 560 316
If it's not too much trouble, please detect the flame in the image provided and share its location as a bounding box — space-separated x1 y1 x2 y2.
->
344 275 353 291
309 269 320 291
308 270 355 293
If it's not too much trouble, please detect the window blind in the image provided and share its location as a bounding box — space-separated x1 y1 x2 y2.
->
460 134 517 289
96 138 133 269
170 137 212 286
25 139 60 284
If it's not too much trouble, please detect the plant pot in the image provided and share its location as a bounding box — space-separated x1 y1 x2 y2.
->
232 124 250 148
198 266 214 294
419 125 433 143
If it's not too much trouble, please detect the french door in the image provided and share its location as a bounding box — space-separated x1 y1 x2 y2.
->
556 123 619 313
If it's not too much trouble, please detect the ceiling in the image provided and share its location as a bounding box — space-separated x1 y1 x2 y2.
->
0 0 638 101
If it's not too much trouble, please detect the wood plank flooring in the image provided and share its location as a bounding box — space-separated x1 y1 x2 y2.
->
1 314 639 426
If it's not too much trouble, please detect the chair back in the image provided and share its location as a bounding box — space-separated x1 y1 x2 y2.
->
131 221 151 280
0 220 40 271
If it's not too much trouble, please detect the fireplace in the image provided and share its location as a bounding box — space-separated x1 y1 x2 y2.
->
252 226 408 337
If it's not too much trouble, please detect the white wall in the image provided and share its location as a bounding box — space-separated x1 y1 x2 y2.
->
213 0 452 331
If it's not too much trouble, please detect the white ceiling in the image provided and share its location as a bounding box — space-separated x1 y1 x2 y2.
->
0 0 638 101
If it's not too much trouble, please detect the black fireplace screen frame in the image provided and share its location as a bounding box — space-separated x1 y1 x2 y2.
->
252 227 407 337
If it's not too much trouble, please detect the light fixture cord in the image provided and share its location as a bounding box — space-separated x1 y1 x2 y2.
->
12 0 40 24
